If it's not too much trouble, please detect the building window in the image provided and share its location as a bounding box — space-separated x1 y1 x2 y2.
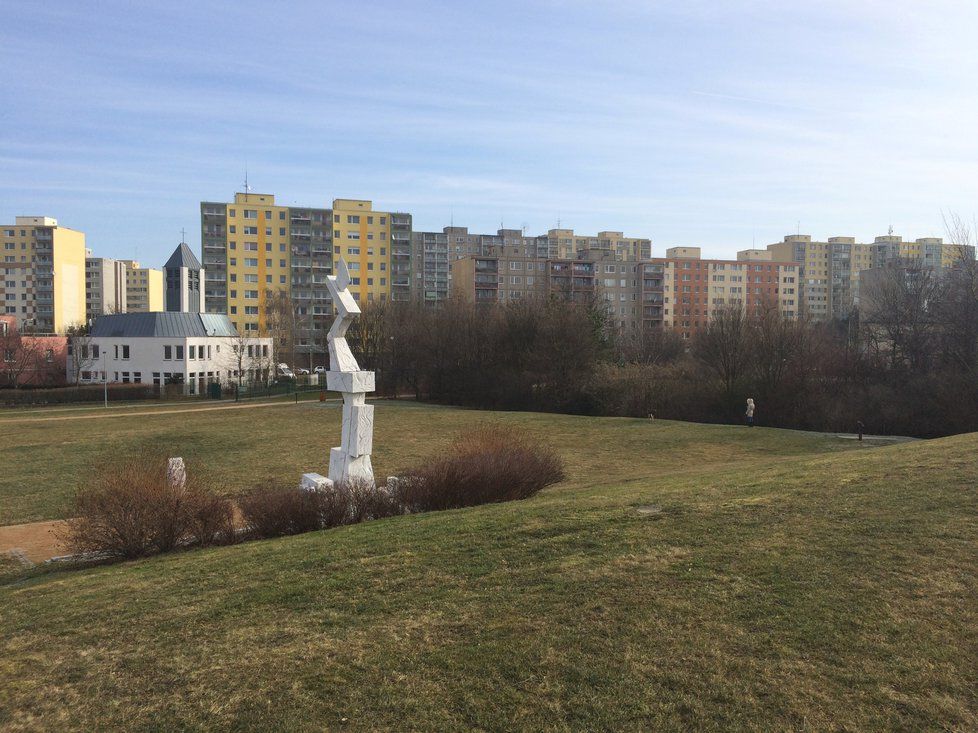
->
176 345 184 359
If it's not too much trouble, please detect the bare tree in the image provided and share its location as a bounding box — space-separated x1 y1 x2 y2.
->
264 289 310 371
693 306 751 395
861 260 945 372
224 332 252 394
0 325 40 389
66 325 97 386
618 326 684 366
347 299 390 371
938 212 978 370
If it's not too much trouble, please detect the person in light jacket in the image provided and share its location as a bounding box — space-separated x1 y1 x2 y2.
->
745 397 755 427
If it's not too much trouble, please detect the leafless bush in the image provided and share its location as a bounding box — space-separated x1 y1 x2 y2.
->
190 492 236 547
60 457 234 559
398 425 565 512
238 481 323 539
342 477 404 523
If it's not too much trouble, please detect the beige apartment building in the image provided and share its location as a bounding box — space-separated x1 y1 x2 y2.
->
410 225 651 304
1 216 87 333
768 233 975 319
85 255 128 320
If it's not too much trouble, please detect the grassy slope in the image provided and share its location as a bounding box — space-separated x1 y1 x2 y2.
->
2 400 839 526
1 406 976 730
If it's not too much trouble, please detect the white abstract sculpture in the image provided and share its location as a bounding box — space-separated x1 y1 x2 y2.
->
324 259 375 486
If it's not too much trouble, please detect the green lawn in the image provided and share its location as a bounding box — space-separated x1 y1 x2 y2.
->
1 404 976 730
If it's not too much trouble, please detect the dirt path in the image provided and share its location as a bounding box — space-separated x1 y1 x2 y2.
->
0 520 68 563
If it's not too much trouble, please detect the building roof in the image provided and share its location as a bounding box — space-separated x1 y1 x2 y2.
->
90 313 238 338
164 242 202 271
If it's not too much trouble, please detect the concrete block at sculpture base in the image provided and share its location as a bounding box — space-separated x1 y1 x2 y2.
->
326 370 375 394
329 447 374 485
166 457 186 489
300 473 334 492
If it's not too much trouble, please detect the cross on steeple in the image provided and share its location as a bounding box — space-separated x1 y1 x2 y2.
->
180 228 187 244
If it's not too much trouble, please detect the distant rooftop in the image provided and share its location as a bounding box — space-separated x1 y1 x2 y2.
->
90 313 237 338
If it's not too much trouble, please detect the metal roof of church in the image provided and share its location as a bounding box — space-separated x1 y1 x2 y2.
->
163 242 203 271
90 313 238 338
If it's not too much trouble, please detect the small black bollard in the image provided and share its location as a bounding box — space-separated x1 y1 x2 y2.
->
856 420 865 442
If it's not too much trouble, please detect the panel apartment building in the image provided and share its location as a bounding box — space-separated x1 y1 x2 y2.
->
407 226 651 303
200 192 412 341
452 245 800 338
2 216 86 333
767 233 975 320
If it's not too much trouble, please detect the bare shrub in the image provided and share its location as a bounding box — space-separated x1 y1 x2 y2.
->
191 492 236 547
239 478 403 538
398 424 565 512
238 481 324 539
342 477 404 523
60 457 234 559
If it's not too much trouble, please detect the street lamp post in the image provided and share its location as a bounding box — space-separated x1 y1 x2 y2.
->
103 350 108 408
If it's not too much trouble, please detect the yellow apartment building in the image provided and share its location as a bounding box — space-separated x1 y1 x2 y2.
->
1 216 86 333
331 199 393 303
200 193 410 342
119 260 164 312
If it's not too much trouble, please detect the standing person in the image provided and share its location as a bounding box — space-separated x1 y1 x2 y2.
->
745 397 755 427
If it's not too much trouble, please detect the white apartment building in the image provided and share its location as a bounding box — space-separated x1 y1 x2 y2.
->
72 312 272 395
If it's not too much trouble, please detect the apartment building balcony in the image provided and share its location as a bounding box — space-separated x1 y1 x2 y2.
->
310 247 331 255
203 242 226 250
311 262 330 270
475 289 498 301
392 277 411 288
290 213 311 222
202 227 226 237
475 260 498 272
643 293 664 304
643 279 663 290
202 208 225 218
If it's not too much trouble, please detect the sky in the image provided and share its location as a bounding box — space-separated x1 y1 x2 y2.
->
2 0 978 264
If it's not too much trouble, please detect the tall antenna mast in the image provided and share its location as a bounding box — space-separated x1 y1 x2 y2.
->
243 164 251 199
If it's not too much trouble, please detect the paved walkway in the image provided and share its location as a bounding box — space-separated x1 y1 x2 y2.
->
0 397 340 424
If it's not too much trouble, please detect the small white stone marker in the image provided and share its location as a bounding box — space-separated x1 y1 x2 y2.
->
166 457 186 489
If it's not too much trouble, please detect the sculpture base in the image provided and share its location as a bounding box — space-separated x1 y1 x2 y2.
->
329 447 374 486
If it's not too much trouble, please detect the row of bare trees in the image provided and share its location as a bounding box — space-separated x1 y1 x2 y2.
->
334 245 978 437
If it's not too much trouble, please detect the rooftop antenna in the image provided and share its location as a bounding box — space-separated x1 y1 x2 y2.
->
556 216 561 229
243 164 252 199
797 220 800 236
888 224 894 236
522 222 527 236
450 206 454 228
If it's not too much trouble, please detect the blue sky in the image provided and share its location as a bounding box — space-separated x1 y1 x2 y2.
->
2 0 977 264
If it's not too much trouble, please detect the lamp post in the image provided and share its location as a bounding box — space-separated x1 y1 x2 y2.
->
103 350 108 408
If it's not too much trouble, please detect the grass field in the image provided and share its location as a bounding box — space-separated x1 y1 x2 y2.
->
1 403 976 730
